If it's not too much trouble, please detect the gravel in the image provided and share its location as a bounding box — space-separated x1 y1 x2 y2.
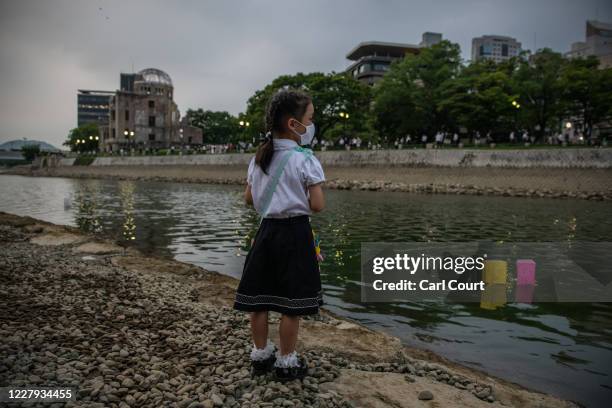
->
0 220 498 407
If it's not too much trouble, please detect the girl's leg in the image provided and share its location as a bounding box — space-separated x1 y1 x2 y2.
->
279 314 300 355
250 311 269 348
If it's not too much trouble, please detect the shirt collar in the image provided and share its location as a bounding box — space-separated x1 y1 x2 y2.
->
273 137 299 150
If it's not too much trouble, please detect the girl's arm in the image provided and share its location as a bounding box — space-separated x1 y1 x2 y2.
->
244 184 254 205
308 183 325 212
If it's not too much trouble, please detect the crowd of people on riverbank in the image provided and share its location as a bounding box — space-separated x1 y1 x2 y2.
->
103 129 606 157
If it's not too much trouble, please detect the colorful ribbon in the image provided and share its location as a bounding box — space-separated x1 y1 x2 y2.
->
313 228 324 262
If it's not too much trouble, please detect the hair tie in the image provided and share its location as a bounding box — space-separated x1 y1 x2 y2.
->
265 131 272 142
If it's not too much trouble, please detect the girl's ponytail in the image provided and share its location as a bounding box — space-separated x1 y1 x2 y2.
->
255 131 274 175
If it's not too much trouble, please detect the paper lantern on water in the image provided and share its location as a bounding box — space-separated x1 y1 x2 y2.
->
480 283 507 310
516 259 536 285
484 260 507 284
515 284 535 304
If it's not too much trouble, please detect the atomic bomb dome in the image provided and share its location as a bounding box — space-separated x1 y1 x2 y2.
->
136 68 173 87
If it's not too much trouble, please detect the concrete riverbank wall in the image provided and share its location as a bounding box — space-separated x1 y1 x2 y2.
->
70 148 612 169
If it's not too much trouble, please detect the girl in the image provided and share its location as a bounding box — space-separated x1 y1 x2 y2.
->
233 88 326 382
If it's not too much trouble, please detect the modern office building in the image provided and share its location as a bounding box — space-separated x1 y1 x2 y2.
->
471 35 522 63
565 20 612 68
77 90 114 127
345 32 443 86
93 68 203 153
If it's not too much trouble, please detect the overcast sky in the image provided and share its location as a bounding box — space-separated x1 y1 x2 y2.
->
1 0 610 148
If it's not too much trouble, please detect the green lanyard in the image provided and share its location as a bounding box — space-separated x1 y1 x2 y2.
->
254 145 323 263
258 145 314 225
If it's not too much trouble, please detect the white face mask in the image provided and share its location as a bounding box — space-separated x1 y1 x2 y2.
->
291 119 316 146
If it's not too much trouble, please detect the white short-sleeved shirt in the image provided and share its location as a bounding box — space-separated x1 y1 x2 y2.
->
247 138 325 218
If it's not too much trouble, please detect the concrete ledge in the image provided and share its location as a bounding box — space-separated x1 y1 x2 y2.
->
92 153 250 166
85 148 612 168
59 158 76 166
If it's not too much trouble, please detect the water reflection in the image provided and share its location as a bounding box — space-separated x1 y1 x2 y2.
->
119 182 137 242
73 181 103 233
1 175 611 407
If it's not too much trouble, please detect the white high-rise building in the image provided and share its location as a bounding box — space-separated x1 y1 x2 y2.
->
471 35 522 63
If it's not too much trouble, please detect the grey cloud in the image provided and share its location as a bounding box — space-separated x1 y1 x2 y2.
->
1 0 610 148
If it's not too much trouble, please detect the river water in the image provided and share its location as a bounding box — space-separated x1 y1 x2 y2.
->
1 174 611 407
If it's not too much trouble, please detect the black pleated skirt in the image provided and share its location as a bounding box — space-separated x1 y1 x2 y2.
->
233 215 324 316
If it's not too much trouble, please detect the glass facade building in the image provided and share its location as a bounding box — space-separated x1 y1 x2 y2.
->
77 90 114 127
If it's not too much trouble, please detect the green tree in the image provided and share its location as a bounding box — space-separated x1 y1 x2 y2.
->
512 48 566 141
372 40 462 141
439 59 517 139
560 56 612 138
244 71 372 144
21 144 41 161
64 123 99 153
186 109 240 144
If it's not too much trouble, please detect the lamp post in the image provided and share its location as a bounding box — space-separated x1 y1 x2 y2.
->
239 120 250 150
339 112 349 149
123 129 135 155
511 100 520 138
179 128 184 153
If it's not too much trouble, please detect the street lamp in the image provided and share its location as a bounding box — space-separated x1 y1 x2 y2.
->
511 101 521 137
339 111 349 147
565 122 572 129
239 120 250 148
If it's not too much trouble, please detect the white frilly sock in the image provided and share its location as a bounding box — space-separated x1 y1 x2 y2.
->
273 350 299 368
250 339 276 361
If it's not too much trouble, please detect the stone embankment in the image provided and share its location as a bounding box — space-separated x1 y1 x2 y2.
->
4 162 612 201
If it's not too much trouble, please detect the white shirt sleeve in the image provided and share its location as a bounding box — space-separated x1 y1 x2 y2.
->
247 156 255 186
300 155 326 186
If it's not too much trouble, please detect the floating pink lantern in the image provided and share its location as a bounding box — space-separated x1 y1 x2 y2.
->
516 259 536 285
